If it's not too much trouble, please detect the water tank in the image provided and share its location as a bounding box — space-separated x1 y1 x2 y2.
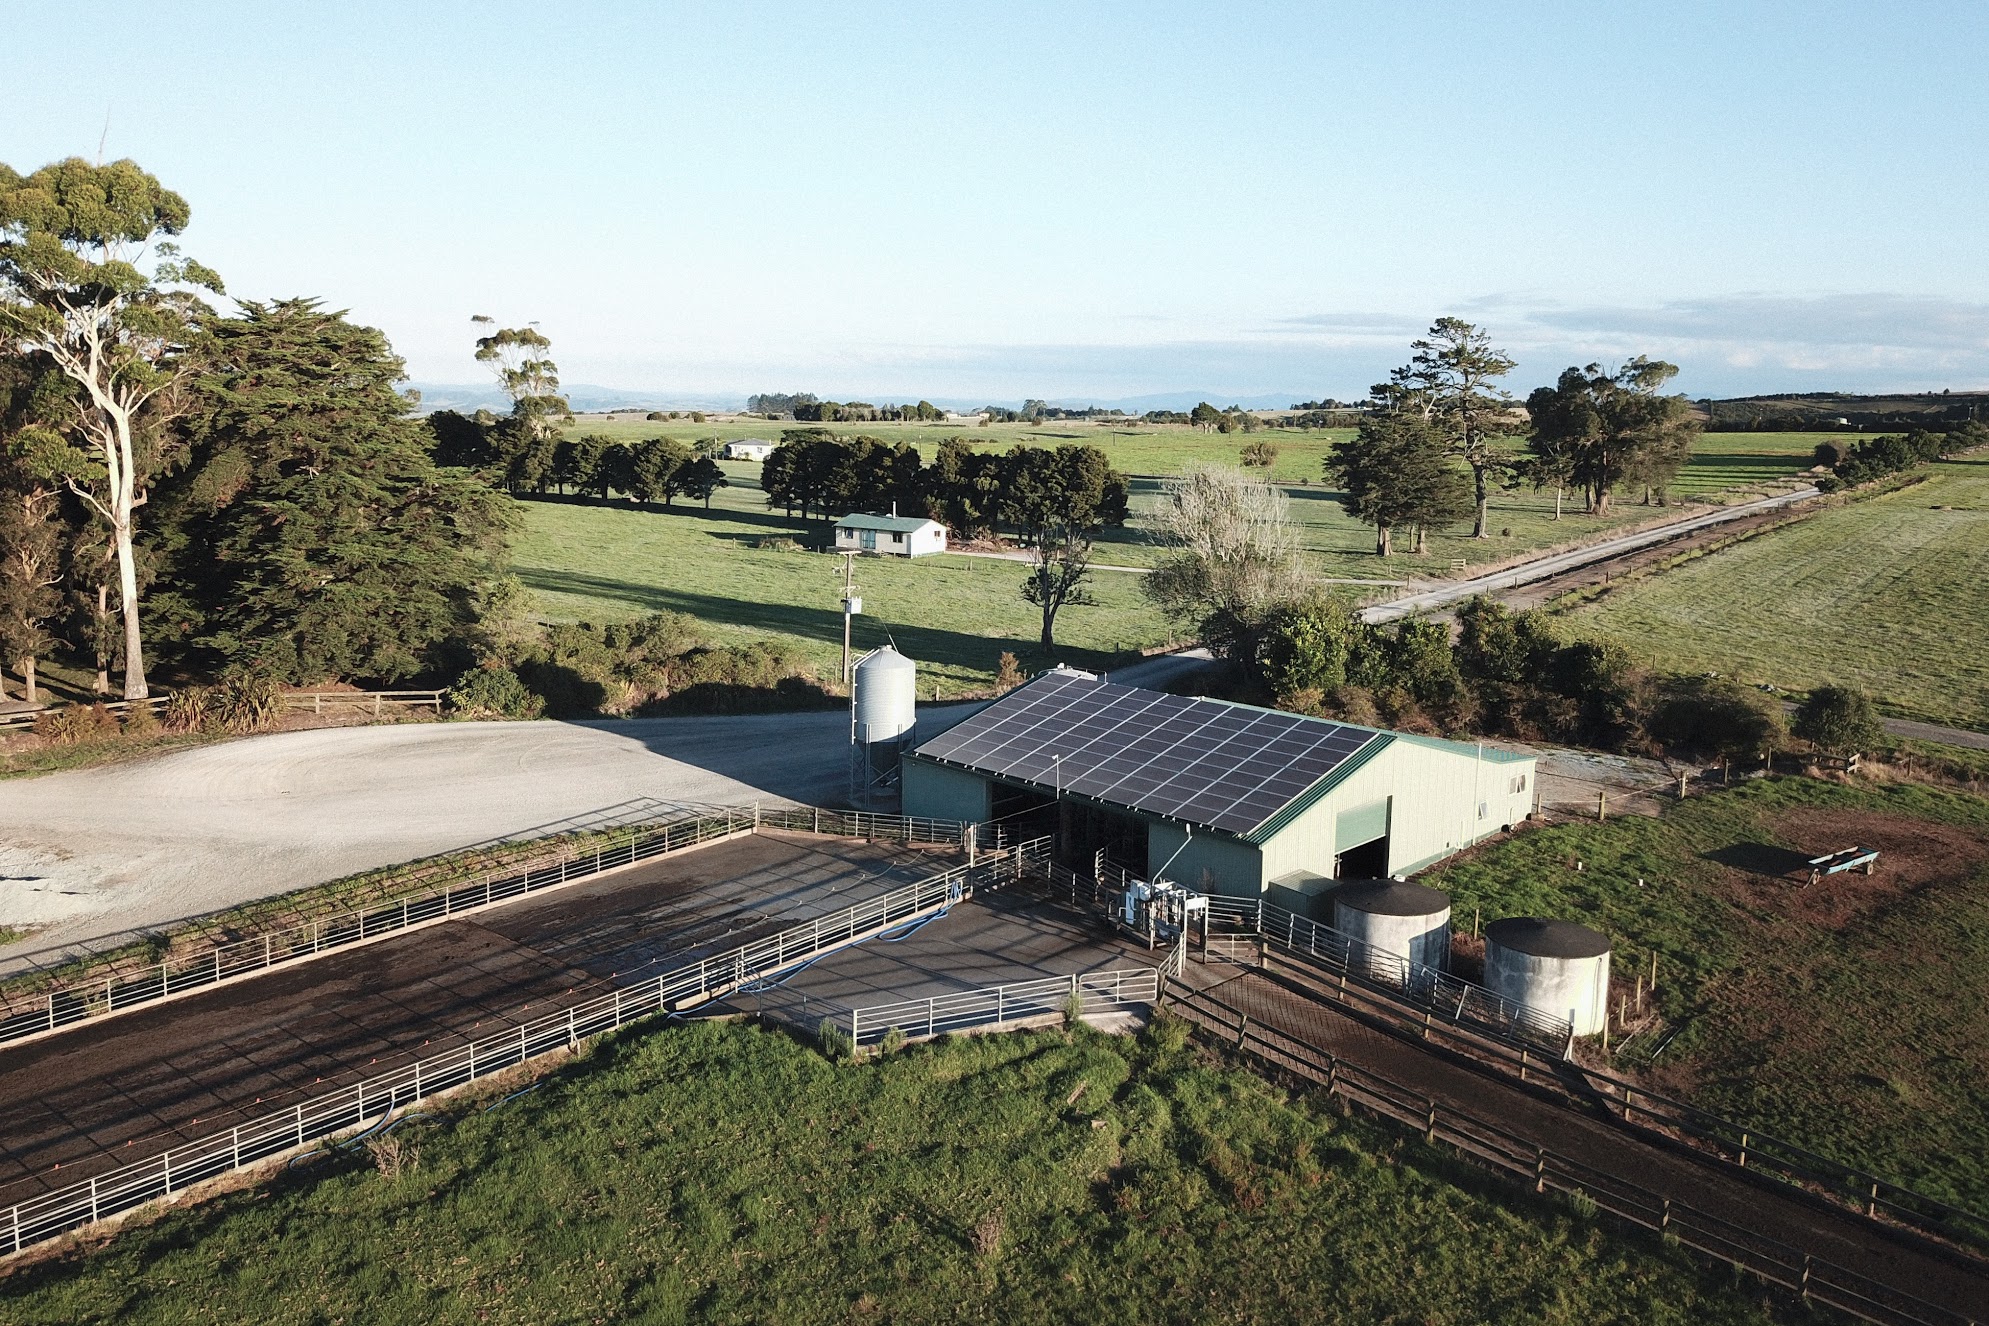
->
1483 918 1611 1037
1332 880 1451 980
852 646 916 746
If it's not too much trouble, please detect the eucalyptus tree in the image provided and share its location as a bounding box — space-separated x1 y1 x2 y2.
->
0 158 221 697
472 317 568 494
1383 318 1518 539
1021 518 1097 652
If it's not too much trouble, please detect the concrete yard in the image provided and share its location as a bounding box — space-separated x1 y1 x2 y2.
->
735 888 1160 1034
0 831 952 1205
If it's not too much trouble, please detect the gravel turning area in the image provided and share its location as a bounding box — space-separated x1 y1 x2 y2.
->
0 712 896 968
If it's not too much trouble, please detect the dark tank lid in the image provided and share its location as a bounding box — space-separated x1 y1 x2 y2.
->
1484 917 1610 959
1333 879 1451 917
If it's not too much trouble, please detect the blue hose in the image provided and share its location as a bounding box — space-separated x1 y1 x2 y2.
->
482 1083 542 1112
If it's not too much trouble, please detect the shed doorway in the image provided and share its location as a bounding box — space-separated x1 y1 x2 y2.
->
1334 797 1392 880
1334 835 1389 881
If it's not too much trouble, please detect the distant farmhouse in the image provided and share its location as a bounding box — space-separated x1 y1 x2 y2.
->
722 439 775 461
835 513 948 557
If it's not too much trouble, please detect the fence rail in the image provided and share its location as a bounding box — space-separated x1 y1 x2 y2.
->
1252 926 1989 1255
1165 982 1979 1326
0 695 170 732
1037 859 1989 1258
847 966 1161 1045
0 805 977 1047
281 690 446 715
0 835 1050 1257
1214 896 1576 1051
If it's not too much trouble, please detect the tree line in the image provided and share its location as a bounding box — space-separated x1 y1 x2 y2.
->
1325 320 1701 555
427 413 729 508
0 158 508 703
761 430 1129 648
746 392 947 422
1813 424 1985 490
1252 592 1880 762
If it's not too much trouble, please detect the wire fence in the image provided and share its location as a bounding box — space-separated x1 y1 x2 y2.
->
0 805 976 1048
0 835 1051 1257
846 966 1162 1045
1165 981 1979 1326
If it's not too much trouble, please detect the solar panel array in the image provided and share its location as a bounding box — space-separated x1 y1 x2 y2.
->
916 670 1380 836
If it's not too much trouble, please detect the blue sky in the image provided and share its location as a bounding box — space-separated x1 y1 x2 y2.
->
7 1 1988 403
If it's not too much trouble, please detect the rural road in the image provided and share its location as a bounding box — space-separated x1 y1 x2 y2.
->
1882 715 1989 751
1361 486 1820 623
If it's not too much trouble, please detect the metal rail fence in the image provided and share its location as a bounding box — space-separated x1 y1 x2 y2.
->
1208 895 1576 1051
1037 858 1989 1256
0 805 976 1047
1166 982 1979 1326
1250 928 1989 1255
1031 861 1573 1052
846 966 1162 1046
0 836 1050 1257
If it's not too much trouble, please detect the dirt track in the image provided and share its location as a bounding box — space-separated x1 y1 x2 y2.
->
1176 959 1989 1324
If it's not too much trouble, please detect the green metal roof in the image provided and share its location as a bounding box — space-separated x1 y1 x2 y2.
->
836 513 943 533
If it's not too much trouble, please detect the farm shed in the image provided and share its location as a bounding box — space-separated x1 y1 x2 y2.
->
835 513 948 557
723 439 775 461
903 668 1534 907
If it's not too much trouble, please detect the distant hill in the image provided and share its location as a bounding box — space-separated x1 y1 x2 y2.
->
1699 390 1989 432
405 383 747 415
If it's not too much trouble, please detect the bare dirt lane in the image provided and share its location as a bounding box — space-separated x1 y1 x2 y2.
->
0 832 946 1204
1179 961 1989 1324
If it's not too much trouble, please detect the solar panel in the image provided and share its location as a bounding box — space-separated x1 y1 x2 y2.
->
913 670 1383 836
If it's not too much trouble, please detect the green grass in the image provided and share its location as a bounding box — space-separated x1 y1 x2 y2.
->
1424 777 1989 1211
1561 455 1989 730
0 730 215 781
0 1019 1778 1324
511 497 1178 695
511 423 1825 688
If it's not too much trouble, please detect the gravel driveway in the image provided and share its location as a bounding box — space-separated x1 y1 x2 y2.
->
0 712 873 972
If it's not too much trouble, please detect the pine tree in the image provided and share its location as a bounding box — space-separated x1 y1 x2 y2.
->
161 299 516 682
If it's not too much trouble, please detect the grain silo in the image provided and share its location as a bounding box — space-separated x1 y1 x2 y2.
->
1332 879 1451 979
1483 917 1611 1037
850 646 917 804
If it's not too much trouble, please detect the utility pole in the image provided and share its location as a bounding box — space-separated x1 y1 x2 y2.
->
838 552 860 684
